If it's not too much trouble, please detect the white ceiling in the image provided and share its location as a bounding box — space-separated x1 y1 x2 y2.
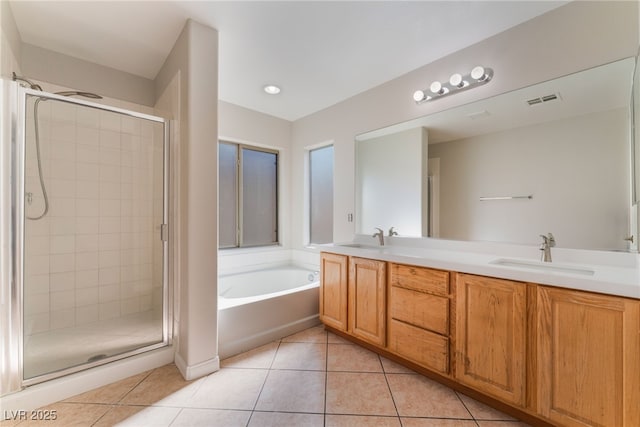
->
9 1 566 121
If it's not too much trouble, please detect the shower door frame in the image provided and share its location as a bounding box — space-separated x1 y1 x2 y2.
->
12 85 172 387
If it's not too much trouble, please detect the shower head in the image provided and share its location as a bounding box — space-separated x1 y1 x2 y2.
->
55 91 103 100
12 72 43 91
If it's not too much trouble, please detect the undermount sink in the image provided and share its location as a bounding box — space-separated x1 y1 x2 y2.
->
490 258 595 276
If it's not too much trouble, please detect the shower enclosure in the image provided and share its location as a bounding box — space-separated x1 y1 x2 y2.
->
1 79 170 391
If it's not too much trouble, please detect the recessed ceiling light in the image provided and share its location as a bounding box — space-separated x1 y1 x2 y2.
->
264 85 281 95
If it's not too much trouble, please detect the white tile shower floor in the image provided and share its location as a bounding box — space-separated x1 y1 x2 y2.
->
3 325 533 426
23 311 163 379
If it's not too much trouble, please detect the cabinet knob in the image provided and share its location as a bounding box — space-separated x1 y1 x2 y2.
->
624 235 634 243
409 268 416 275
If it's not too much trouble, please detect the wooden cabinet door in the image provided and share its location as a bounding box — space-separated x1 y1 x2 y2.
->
319 252 348 331
537 286 640 427
455 273 526 406
348 257 386 347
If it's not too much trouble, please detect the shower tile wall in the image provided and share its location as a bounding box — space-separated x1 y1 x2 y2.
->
23 89 163 336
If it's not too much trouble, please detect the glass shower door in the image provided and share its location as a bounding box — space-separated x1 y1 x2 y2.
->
21 90 169 382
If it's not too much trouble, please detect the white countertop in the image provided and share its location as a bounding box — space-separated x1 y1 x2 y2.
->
317 236 640 299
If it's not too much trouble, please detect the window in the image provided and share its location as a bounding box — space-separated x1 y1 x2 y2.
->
219 141 278 248
309 145 334 244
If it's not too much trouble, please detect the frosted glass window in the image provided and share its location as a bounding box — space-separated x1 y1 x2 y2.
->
309 145 334 244
242 148 278 246
218 141 279 248
219 142 238 248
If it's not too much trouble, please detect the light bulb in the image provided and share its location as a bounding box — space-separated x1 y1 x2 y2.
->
413 90 427 102
430 81 443 94
471 66 487 81
263 85 281 95
449 73 463 88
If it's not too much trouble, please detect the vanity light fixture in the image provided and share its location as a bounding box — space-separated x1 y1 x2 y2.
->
263 84 281 95
414 65 493 104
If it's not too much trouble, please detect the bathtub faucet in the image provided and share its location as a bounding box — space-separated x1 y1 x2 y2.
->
373 228 384 246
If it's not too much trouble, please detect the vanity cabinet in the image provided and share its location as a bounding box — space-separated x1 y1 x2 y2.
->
319 252 348 331
455 273 527 407
536 286 640 427
319 251 640 427
348 257 387 347
319 253 386 346
387 263 451 374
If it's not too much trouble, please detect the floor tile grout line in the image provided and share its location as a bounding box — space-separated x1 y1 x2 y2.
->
399 415 487 421
326 413 402 418
245 338 283 427
249 409 326 415
114 367 156 405
324 328 329 427
64 366 155 406
454 390 481 426
380 354 403 427
166 407 184 427
89 403 115 427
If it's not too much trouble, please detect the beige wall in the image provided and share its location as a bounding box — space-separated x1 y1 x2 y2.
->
219 101 291 148
155 19 219 380
1 0 22 77
20 44 155 107
291 0 639 247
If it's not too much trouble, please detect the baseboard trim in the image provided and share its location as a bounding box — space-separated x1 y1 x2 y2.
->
174 353 220 381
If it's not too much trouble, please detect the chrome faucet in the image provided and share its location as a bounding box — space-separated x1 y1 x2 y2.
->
388 227 398 237
539 233 555 262
373 228 385 246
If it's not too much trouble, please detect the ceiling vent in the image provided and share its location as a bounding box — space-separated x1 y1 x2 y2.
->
526 92 561 106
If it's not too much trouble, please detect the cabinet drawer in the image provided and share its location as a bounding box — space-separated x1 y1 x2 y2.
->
390 286 449 335
388 319 449 374
390 264 449 296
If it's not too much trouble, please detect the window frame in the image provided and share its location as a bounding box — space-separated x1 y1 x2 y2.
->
219 140 280 249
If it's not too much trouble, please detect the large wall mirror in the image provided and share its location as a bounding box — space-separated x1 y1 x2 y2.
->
356 57 638 252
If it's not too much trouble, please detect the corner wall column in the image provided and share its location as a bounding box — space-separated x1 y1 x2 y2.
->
155 19 219 380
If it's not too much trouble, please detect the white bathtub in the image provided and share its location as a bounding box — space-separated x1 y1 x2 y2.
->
218 265 320 359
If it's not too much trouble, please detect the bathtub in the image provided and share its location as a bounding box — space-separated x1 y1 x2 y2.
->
218 265 320 359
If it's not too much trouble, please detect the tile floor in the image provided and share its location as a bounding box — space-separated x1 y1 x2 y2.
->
2 325 532 426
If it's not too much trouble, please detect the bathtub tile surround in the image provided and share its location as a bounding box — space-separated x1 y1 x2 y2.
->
4 326 530 427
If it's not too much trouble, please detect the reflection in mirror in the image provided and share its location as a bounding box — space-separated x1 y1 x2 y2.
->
356 57 636 252
631 53 640 252
356 127 429 236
